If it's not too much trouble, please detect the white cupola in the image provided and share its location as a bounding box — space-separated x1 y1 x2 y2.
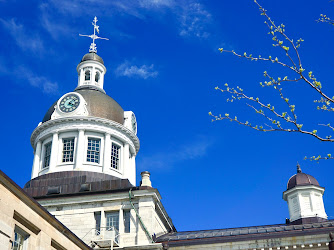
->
76 16 109 93
76 52 106 92
283 164 327 224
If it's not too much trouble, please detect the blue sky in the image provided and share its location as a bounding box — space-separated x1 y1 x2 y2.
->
1 0 334 231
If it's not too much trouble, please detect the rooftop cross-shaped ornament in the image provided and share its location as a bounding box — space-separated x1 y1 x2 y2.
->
79 16 109 53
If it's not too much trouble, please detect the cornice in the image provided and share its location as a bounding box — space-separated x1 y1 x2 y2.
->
36 188 159 207
282 185 325 200
30 116 140 153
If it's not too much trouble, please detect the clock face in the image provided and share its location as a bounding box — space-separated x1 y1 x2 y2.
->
131 113 137 133
59 94 80 113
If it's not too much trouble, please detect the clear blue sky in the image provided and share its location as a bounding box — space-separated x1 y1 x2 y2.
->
1 0 333 231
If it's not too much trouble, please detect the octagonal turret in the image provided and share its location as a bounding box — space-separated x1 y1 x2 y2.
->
283 164 327 224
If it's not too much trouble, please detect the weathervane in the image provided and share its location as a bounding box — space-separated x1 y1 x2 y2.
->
79 16 109 53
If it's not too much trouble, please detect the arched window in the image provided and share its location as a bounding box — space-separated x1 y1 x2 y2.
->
95 72 100 83
85 70 91 81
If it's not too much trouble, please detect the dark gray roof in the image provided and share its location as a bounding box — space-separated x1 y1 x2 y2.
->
24 171 134 198
81 52 104 65
287 172 320 190
156 220 334 247
286 164 320 190
42 88 124 124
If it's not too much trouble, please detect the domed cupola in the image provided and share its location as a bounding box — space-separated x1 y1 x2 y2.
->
287 164 320 190
41 87 125 124
29 17 139 186
81 52 104 64
283 164 327 224
76 52 106 93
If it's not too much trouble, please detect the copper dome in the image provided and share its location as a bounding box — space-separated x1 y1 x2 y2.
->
287 165 320 190
42 88 124 124
81 52 104 65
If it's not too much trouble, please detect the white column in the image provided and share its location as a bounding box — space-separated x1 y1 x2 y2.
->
80 68 84 86
119 207 124 235
75 129 85 169
100 72 105 89
49 132 59 172
92 68 95 85
77 70 80 87
101 210 106 230
31 141 42 179
123 143 130 178
131 153 136 186
103 133 111 173
88 69 92 85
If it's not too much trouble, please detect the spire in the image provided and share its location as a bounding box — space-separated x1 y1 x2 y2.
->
79 16 109 53
297 163 302 173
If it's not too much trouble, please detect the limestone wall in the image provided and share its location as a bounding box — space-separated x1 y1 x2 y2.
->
0 174 89 250
39 189 172 249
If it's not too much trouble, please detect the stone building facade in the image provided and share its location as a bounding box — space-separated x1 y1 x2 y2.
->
0 170 90 250
23 171 174 249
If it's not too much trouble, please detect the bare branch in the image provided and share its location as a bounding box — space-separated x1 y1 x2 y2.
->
219 1 334 104
210 110 334 142
304 153 334 162
317 14 334 25
212 0 334 148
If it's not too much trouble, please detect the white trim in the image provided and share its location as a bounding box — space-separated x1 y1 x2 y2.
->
40 137 52 172
31 117 139 154
111 140 122 172
84 131 104 166
13 225 29 250
49 132 59 172
58 131 78 164
31 140 42 179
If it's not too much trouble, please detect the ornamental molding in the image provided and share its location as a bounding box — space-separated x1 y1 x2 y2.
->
35 123 136 155
37 189 158 207
283 185 325 200
31 116 140 153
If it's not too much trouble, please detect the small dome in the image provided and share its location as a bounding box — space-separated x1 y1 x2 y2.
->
42 89 124 124
81 52 104 65
287 165 320 190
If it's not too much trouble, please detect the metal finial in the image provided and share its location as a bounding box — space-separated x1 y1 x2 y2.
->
79 16 109 53
297 163 302 173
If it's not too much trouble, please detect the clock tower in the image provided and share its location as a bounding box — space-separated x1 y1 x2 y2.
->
29 20 139 186
23 18 175 249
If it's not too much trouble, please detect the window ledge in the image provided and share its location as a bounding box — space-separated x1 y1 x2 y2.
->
39 168 49 174
57 162 75 166
83 162 102 167
109 168 121 174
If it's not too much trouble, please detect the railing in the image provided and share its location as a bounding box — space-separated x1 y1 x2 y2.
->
82 227 120 248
